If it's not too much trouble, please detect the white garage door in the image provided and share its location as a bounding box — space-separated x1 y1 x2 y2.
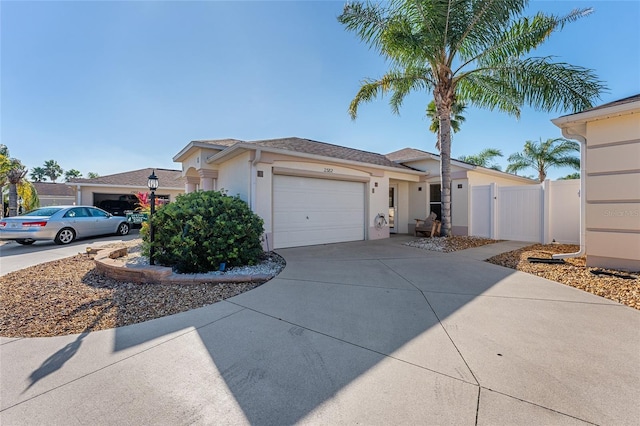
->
273 175 365 249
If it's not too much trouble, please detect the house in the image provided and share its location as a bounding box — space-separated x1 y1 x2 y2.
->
68 168 185 209
174 137 535 249
552 94 640 271
32 182 76 207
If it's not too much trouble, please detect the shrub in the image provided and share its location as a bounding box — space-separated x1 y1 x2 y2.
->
142 190 264 273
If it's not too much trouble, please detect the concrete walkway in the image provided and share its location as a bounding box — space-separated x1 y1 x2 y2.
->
1 236 639 425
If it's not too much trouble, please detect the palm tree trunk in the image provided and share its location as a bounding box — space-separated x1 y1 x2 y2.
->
436 95 453 237
8 183 17 217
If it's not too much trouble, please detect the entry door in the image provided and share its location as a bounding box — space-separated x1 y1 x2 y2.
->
389 185 398 233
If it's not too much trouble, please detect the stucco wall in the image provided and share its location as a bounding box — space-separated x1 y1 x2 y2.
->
217 152 251 200
584 114 640 270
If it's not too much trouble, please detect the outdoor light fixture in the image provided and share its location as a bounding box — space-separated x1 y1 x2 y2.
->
147 170 159 265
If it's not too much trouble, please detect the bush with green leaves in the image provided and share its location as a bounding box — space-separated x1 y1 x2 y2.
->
142 190 264 273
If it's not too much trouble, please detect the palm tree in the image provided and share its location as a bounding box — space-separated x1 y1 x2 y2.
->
7 160 27 216
338 0 605 236
64 169 83 181
458 148 504 170
426 100 466 151
30 166 47 182
43 160 63 183
87 172 100 179
506 137 579 182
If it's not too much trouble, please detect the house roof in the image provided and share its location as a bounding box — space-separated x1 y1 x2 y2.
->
69 168 184 188
32 182 76 197
570 93 640 114
385 148 435 162
553 93 640 128
197 137 414 170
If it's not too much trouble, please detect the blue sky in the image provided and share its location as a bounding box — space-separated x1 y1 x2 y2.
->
2 0 639 181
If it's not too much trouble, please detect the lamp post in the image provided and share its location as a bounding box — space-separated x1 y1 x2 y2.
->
147 170 159 265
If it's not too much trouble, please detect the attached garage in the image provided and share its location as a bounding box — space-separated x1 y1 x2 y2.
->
272 175 366 248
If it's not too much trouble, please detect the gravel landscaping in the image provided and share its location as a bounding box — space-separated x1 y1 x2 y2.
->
1 237 637 338
486 243 639 310
0 240 284 338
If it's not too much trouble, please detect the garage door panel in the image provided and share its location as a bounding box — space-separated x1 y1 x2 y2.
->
273 175 365 249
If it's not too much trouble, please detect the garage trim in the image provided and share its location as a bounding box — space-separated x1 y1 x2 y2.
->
272 166 371 183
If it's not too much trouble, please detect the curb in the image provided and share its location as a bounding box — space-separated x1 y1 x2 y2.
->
93 247 273 285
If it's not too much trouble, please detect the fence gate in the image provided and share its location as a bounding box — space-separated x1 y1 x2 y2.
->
470 185 492 238
496 185 543 242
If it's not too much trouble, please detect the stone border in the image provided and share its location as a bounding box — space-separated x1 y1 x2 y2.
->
94 247 272 285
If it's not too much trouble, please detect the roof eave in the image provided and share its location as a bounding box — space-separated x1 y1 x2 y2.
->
206 144 427 176
552 99 640 128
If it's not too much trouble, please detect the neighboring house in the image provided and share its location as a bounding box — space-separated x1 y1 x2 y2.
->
69 168 185 209
553 94 640 271
32 182 76 207
174 137 535 249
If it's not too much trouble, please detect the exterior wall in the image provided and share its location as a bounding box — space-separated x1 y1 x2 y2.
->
217 152 252 200
584 114 640 270
180 147 221 176
407 182 428 235
451 178 469 235
38 196 76 207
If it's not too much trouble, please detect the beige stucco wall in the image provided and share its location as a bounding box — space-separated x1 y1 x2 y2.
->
217 152 251 200
584 114 640 270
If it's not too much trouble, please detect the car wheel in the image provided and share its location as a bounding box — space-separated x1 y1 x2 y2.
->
54 228 76 245
116 222 130 236
16 239 35 245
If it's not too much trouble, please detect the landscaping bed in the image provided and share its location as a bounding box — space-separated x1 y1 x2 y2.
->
0 242 284 338
486 243 639 310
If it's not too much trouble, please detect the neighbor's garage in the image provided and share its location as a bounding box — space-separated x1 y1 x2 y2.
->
272 175 366 249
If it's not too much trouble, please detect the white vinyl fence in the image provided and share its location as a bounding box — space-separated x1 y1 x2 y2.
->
470 180 580 243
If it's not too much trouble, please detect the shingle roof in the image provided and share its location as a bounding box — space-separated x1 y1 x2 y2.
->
198 137 413 170
32 182 76 197
69 168 184 188
385 148 435 162
583 94 640 113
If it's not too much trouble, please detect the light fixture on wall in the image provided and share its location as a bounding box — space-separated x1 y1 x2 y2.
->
147 170 159 265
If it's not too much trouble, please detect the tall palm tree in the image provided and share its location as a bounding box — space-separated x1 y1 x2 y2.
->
338 0 605 236
30 166 47 182
64 169 83 181
458 148 504 170
7 160 27 216
506 137 579 182
426 100 466 151
43 159 63 183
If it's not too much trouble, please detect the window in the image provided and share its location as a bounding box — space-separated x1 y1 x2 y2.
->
429 184 442 220
89 208 109 218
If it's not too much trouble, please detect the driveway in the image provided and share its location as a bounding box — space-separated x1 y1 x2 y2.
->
0 230 141 276
1 236 639 425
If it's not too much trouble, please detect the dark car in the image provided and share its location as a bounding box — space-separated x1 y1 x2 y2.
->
98 200 134 216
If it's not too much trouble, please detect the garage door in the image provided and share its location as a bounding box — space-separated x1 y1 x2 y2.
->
273 175 365 249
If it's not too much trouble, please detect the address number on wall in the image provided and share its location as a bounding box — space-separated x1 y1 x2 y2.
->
324 168 334 173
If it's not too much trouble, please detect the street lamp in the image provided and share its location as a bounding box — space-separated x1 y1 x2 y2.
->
147 170 159 265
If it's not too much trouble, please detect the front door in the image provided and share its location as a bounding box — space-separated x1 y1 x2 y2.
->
389 185 398 233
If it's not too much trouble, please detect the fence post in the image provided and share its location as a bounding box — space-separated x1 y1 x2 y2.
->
543 179 551 244
490 183 497 240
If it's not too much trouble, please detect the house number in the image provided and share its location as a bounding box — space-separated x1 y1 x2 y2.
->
324 168 334 173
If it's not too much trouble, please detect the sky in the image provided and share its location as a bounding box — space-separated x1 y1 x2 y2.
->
2 0 639 181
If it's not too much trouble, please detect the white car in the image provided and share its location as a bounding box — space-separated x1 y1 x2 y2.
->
0 205 130 245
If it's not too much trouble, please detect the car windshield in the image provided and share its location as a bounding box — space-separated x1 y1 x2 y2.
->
22 207 64 217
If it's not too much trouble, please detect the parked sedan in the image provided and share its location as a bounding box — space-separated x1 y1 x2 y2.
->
0 206 130 245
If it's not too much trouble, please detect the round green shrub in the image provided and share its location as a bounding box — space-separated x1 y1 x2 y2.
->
142 190 264 273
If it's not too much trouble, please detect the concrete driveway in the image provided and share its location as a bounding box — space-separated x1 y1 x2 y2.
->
0 230 141 276
1 236 639 425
